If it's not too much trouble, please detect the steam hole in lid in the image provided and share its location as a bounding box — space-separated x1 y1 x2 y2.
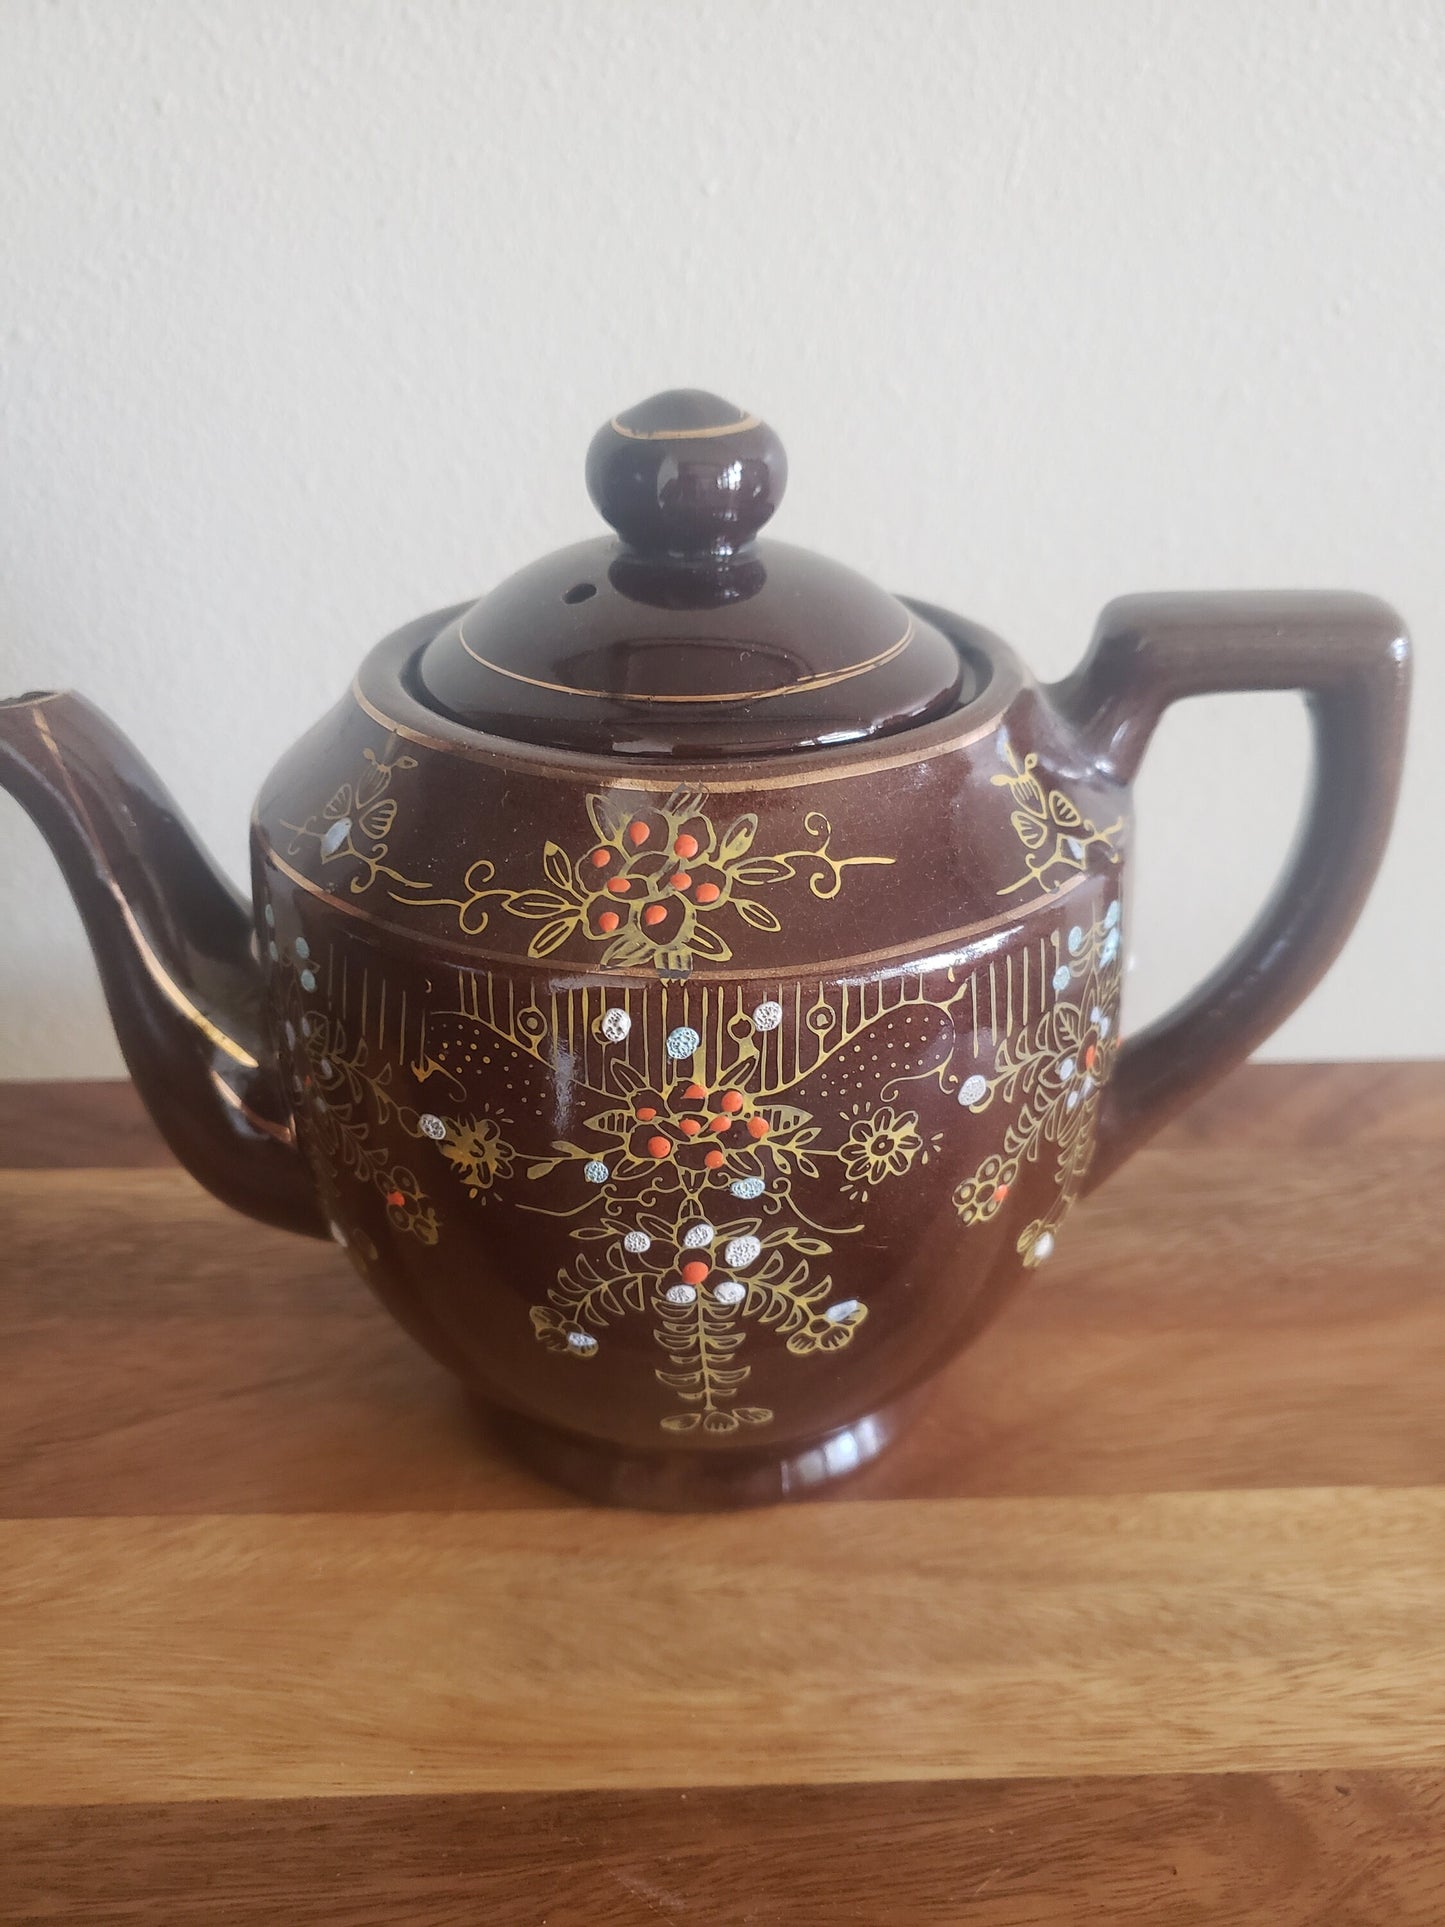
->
563 582 597 604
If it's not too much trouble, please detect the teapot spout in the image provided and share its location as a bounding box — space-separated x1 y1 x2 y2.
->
0 690 324 1237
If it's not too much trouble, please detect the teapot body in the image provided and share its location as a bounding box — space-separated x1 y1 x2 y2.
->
253 604 1128 1501
0 381 1409 1511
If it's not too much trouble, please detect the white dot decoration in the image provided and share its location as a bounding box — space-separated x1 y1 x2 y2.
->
583 1160 610 1184
319 1058 333 1078
1105 900 1121 929
712 1279 746 1307
1067 926 1084 955
958 1073 988 1107
1052 965 1071 993
263 904 275 928
1032 1232 1056 1264
329 1221 347 1245
283 1021 296 1047
600 1007 632 1043
730 1176 765 1200
666 1025 701 1059
419 1113 447 1141
300 968 317 992
294 937 310 960
321 817 352 856
566 1331 599 1356
751 1000 783 1032
664 1282 697 1307
1057 1057 1076 1083
825 1299 863 1323
623 1230 652 1255
723 1234 762 1270
682 1222 714 1248
1066 1090 1080 1111
267 940 279 961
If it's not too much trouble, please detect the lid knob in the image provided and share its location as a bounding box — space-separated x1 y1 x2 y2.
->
585 390 787 559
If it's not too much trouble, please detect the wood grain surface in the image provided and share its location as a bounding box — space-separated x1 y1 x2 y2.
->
3 1063 1444 1922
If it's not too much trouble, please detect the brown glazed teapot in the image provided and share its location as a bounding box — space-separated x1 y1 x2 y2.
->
0 391 1411 1508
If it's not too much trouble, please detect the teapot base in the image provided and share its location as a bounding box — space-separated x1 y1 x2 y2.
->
475 1390 928 1512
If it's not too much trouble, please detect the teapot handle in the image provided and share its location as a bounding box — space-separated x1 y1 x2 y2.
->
1052 590 1411 1190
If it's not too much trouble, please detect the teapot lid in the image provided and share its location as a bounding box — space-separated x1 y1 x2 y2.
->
414 390 971 758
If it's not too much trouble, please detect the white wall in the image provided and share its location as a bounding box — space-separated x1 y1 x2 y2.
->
1 0 1441 1075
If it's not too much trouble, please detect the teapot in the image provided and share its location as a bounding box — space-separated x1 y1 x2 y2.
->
0 391 1411 1508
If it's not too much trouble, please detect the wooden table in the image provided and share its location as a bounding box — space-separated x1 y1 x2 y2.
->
3 1063 1444 1922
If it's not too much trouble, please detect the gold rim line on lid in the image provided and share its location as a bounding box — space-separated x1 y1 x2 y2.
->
608 410 761 442
453 616 916 706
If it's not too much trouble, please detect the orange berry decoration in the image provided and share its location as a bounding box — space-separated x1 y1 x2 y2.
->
386 1189 406 1209
719 1089 744 1113
642 904 667 926
627 819 650 846
746 1116 770 1140
588 847 612 868
683 1082 708 1100
635 1105 657 1121
647 1136 672 1159
703 1149 726 1169
694 882 721 904
708 1115 731 1133
598 910 620 933
678 1117 702 1137
670 871 692 890
680 1260 709 1286
993 1183 1010 1202
606 877 631 895
673 832 700 859
1084 1044 1097 1070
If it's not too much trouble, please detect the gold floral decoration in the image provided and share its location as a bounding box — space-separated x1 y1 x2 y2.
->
277 956 441 1245
283 748 431 898
993 728 1122 897
839 1105 925 1200
438 1115 515 1199
952 906 1122 1265
522 1019 877 1432
286 752 893 975
270 861 1125 1431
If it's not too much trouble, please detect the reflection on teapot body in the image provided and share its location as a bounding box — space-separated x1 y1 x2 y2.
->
0 391 1411 1508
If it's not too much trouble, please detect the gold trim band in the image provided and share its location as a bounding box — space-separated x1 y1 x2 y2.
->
349 673 1007 794
454 614 915 706
609 410 759 442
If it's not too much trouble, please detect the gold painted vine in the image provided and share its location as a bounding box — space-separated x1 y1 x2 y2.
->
283 750 893 975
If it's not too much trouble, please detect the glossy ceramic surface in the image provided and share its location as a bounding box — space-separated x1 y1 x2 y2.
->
0 393 1414 1508
416 391 966 756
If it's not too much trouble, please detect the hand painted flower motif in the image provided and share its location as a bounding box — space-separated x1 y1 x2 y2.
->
952 909 1123 1266
525 1053 818 1196
993 734 1122 897
279 976 439 1246
283 746 428 898
525 1009 876 1432
840 1106 925 1194
439 1115 516 1199
286 749 892 974
498 787 894 973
